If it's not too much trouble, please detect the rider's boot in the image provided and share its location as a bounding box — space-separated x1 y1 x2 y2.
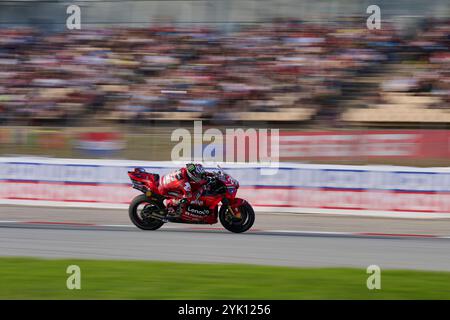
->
174 199 188 218
167 199 187 218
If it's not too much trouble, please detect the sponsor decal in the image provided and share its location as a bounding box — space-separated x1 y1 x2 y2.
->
190 199 204 206
187 205 210 216
279 130 450 160
75 132 124 156
0 128 66 148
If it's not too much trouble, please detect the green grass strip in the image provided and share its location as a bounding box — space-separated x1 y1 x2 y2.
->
1 257 450 299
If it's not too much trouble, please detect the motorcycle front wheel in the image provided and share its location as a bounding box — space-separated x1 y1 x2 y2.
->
219 201 255 233
129 194 165 230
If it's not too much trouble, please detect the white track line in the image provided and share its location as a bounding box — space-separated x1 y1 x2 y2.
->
0 220 449 238
2 200 450 219
267 230 349 235
100 224 136 228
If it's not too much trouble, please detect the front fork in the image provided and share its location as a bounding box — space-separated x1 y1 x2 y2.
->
222 198 242 222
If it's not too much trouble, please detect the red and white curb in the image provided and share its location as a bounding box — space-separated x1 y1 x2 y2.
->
0 220 449 239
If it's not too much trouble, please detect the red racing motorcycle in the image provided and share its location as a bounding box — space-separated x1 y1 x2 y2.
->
127 166 255 233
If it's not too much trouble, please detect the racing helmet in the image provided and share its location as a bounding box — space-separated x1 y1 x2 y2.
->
186 163 205 183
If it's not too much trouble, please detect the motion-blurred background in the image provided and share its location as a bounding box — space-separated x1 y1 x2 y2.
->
0 0 449 166
1 1 450 300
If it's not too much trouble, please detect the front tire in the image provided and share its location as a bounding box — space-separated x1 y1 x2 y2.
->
219 201 255 233
129 194 165 230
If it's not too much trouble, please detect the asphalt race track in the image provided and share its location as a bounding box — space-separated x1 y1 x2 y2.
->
1 205 450 271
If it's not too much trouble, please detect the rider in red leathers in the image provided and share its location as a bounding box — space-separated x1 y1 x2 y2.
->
158 163 211 217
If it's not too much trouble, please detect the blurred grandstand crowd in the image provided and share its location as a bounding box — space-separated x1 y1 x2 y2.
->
0 18 449 126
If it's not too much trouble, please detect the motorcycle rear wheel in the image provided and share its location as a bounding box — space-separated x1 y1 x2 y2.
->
129 194 165 230
219 201 255 233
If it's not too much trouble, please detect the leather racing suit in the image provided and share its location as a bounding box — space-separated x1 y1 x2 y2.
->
158 168 210 216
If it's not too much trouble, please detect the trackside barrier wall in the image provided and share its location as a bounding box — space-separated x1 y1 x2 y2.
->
1 157 450 218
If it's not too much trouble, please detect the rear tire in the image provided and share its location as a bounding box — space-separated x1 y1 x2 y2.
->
219 201 255 233
129 194 165 230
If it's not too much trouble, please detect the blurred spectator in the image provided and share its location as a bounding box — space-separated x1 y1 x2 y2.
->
0 18 448 126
